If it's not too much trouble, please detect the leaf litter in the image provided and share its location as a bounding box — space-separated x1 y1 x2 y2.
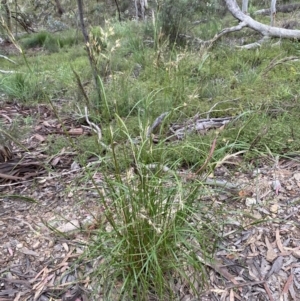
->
0 102 300 300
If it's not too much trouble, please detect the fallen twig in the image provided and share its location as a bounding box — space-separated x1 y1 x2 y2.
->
147 112 169 137
195 137 217 175
0 54 17 64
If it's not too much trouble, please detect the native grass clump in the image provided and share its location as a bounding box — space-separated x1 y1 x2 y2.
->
86 117 221 300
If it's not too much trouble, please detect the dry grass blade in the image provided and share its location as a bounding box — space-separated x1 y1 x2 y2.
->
0 145 13 162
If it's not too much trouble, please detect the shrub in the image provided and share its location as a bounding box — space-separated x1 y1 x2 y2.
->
20 31 48 49
158 0 202 42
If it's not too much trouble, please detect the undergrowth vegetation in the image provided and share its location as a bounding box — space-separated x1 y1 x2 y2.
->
1 1 300 299
85 119 222 300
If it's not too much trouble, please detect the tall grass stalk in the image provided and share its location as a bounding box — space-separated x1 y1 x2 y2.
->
0 15 32 73
86 113 221 300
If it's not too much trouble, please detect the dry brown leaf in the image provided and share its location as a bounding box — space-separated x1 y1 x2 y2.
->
292 249 300 259
265 237 277 262
33 133 45 142
43 121 52 127
51 156 61 166
19 247 39 256
62 242 69 252
229 289 234 301
264 282 275 301
68 128 83 135
276 228 285 253
270 203 278 214
265 256 283 279
282 273 293 294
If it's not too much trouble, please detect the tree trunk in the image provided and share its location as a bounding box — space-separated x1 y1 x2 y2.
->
242 0 248 14
270 0 276 26
76 0 102 105
255 3 300 15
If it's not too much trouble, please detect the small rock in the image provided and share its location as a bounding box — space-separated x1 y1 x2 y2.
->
76 247 84 254
245 198 256 206
57 220 80 233
272 180 281 194
294 173 300 181
252 169 261 176
53 244 62 252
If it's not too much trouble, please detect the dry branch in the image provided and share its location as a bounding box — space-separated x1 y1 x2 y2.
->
225 0 300 39
262 56 299 76
255 3 300 15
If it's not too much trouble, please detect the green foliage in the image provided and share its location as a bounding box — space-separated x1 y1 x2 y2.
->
19 30 79 52
3 1 300 299
20 31 48 49
43 34 60 53
86 117 221 300
0 73 44 101
3 18 300 160
222 108 300 155
158 0 197 42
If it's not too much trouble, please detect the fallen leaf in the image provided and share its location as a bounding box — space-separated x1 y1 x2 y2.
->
62 242 69 252
265 256 283 279
294 173 300 182
71 161 80 170
270 203 278 214
275 228 285 253
33 133 45 142
282 273 293 294
229 289 234 301
265 237 277 262
292 249 300 258
51 156 61 166
68 127 83 135
20 247 39 256
43 121 52 127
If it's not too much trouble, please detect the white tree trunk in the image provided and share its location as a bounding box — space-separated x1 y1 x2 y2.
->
224 0 300 39
242 0 249 14
134 0 138 21
270 0 276 26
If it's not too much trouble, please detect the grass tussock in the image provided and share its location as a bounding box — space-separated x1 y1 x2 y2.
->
86 118 221 300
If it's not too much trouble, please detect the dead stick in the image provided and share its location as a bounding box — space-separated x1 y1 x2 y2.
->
195 137 217 175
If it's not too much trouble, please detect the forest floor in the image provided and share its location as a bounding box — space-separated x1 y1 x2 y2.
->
1 101 300 301
2 5 300 298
